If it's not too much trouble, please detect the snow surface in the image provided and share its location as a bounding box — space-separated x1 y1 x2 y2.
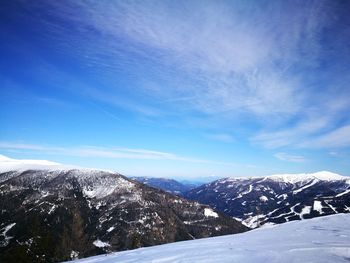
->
300 206 312 219
336 188 350 197
0 154 68 172
0 223 16 247
292 179 318 194
266 171 347 183
93 240 110 248
70 251 79 260
204 208 218 218
259 195 268 202
313 201 324 214
0 154 115 174
242 214 266 228
83 186 117 199
106 227 115 233
69 214 350 263
227 171 348 184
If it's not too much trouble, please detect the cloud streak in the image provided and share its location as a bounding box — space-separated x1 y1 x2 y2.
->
34 2 316 115
205 133 235 143
3 0 350 178
0 141 236 166
301 125 350 149
38 0 350 150
274 152 306 163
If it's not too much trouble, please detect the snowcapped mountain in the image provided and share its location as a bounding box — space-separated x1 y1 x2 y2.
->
131 177 195 196
0 154 66 173
67 213 350 263
186 171 350 228
0 156 248 262
259 171 347 183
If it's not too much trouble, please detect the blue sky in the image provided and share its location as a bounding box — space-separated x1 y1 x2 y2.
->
1 0 350 178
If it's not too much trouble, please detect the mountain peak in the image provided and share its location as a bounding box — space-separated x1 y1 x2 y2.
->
224 171 347 184
0 154 64 173
266 171 346 183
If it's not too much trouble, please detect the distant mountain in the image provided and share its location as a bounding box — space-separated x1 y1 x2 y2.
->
178 179 203 189
131 177 195 196
68 213 350 263
186 171 350 228
0 164 248 262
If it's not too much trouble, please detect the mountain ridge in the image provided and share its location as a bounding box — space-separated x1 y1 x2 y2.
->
186 172 350 228
0 166 248 262
224 171 348 183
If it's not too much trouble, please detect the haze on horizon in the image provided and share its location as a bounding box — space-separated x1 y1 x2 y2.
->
1 0 350 178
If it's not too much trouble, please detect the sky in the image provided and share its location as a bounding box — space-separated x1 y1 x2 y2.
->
1 0 350 179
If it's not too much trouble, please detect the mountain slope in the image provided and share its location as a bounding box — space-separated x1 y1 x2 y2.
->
131 177 195 196
186 171 350 227
0 167 248 262
68 213 350 263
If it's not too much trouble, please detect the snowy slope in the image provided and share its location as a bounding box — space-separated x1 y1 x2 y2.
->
265 171 348 183
0 154 67 172
187 171 350 227
227 171 348 183
0 154 116 175
68 214 350 263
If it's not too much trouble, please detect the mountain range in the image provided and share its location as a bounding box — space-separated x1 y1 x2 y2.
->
0 156 247 262
128 171 350 228
1 155 350 262
186 171 350 227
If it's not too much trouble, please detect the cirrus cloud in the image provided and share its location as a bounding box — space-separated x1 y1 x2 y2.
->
274 152 306 163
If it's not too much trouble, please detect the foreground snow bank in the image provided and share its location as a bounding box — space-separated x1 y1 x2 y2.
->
68 214 350 263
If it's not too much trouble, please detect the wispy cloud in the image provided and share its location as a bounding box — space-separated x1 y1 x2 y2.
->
38 1 328 117
253 106 350 149
274 152 306 163
4 0 350 159
329 151 339 157
301 125 350 149
0 141 236 166
41 0 349 148
205 133 235 143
